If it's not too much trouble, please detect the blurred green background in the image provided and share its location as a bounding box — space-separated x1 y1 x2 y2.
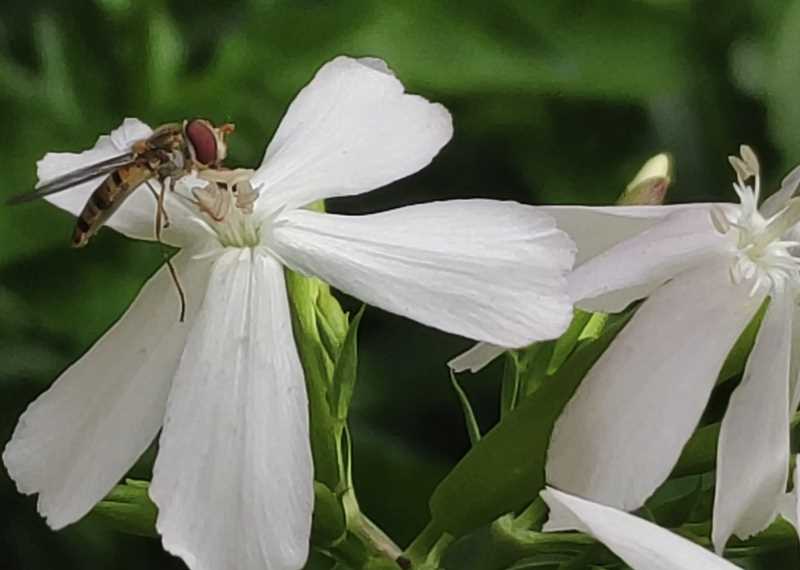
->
2 0 800 568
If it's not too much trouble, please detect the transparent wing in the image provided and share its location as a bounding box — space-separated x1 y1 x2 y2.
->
6 152 136 205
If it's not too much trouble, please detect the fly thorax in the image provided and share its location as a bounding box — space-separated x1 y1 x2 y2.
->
711 146 800 296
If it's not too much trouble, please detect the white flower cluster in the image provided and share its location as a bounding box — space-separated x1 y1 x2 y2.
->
6 56 800 570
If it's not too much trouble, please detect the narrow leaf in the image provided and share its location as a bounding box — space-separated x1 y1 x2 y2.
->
450 370 482 446
329 306 365 421
500 351 522 417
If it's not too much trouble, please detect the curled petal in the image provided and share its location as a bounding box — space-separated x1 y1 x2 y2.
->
253 56 452 213
713 289 792 552
151 249 313 570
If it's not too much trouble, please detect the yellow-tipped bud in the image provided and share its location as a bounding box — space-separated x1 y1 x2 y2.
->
618 153 673 206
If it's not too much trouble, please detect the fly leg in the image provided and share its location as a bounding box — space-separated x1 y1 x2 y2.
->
145 180 172 241
146 178 187 322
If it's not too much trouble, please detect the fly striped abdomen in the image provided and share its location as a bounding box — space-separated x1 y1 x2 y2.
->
71 163 154 248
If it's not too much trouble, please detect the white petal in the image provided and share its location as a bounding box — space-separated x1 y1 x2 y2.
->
568 207 732 312
760 165 800 218
271 200 575 347
712 289 792 552
448 342 506 373
789 303 800 412
2 251 212 529
38 118 201 247
541 203 719 265
541 488 741 570
546 260 764 516
252 56 452 213
150 249 313 570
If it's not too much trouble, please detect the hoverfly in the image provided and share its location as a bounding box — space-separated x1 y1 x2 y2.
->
8 118 235 247
8 118 236 321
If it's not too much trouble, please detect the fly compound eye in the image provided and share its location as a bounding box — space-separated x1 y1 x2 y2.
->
186 119 218 166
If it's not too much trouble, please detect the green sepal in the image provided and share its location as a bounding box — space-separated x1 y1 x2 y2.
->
547 309 593 374
328 306 365 422
428 312 633 536
578 313 608 342
285 269 348 489
518 341 555 398
312 481 348 547
90 479 158 538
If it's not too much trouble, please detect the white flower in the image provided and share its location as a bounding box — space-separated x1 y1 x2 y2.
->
541 487 741 569
545 146 800 553
3 56 576 570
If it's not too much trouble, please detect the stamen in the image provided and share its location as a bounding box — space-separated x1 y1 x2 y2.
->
722 146 800 297
729 155 752 183
756 198 800 248
710 205 731 234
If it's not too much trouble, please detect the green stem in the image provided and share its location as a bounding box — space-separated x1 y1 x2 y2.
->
512 498 548 531
404 521 452 568
352 512 403 561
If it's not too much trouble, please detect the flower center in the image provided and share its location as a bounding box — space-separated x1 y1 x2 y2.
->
179 169 263 249
205 204 262 248
711 146 800 295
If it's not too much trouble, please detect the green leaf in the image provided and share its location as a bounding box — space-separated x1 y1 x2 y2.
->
717 298 768 384
328 306 365 421
671 421 721 477
90 479 158 538
428 313 633 536
450 370 482 446
672 410 800 479
648 476 705 527
440 515 595 570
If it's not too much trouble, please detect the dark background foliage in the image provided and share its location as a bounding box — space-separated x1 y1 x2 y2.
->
1 1 798 568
